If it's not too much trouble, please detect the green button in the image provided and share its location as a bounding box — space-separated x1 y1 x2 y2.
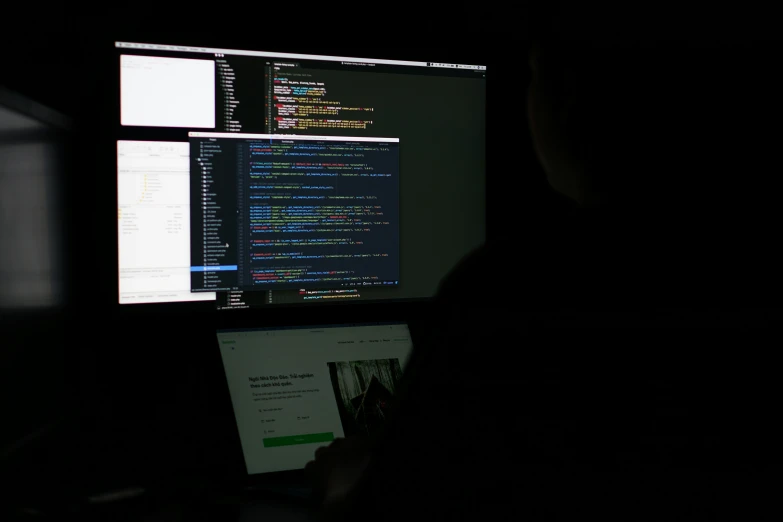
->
263 432 335 448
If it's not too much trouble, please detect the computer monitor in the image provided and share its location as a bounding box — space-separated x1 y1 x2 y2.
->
116 42 486 305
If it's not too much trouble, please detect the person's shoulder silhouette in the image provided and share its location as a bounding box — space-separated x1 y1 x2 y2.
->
325 36 782 522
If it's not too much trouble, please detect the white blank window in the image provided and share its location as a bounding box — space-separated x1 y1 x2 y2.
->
120 55 215 128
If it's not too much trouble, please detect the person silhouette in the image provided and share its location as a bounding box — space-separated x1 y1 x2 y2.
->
305 38 780 521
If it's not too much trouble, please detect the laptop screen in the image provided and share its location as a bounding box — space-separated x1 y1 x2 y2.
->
217 323 413 474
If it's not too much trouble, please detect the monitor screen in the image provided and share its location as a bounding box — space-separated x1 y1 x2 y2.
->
217 322 413 474
116 42 486 305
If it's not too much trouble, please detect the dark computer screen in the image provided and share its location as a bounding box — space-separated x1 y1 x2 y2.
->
115 42 485 306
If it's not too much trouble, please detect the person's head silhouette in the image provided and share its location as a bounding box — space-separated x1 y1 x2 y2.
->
526 39 781 219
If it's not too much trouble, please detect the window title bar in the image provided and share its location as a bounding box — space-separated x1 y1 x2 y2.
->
115 42 486 71
218 322 407 334
189 132 400 143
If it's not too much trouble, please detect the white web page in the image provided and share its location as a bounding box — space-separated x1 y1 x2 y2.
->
217 324 413 474
117 140 215 304
120 55 215 128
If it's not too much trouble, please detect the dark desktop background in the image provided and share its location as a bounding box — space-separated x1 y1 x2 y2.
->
1 6 780 521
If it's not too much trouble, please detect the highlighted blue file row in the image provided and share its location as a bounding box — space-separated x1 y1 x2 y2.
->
191 266 238 272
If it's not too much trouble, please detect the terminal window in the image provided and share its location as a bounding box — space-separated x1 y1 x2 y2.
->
189 133 400 293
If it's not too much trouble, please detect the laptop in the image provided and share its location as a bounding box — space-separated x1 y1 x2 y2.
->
216 322 414 482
